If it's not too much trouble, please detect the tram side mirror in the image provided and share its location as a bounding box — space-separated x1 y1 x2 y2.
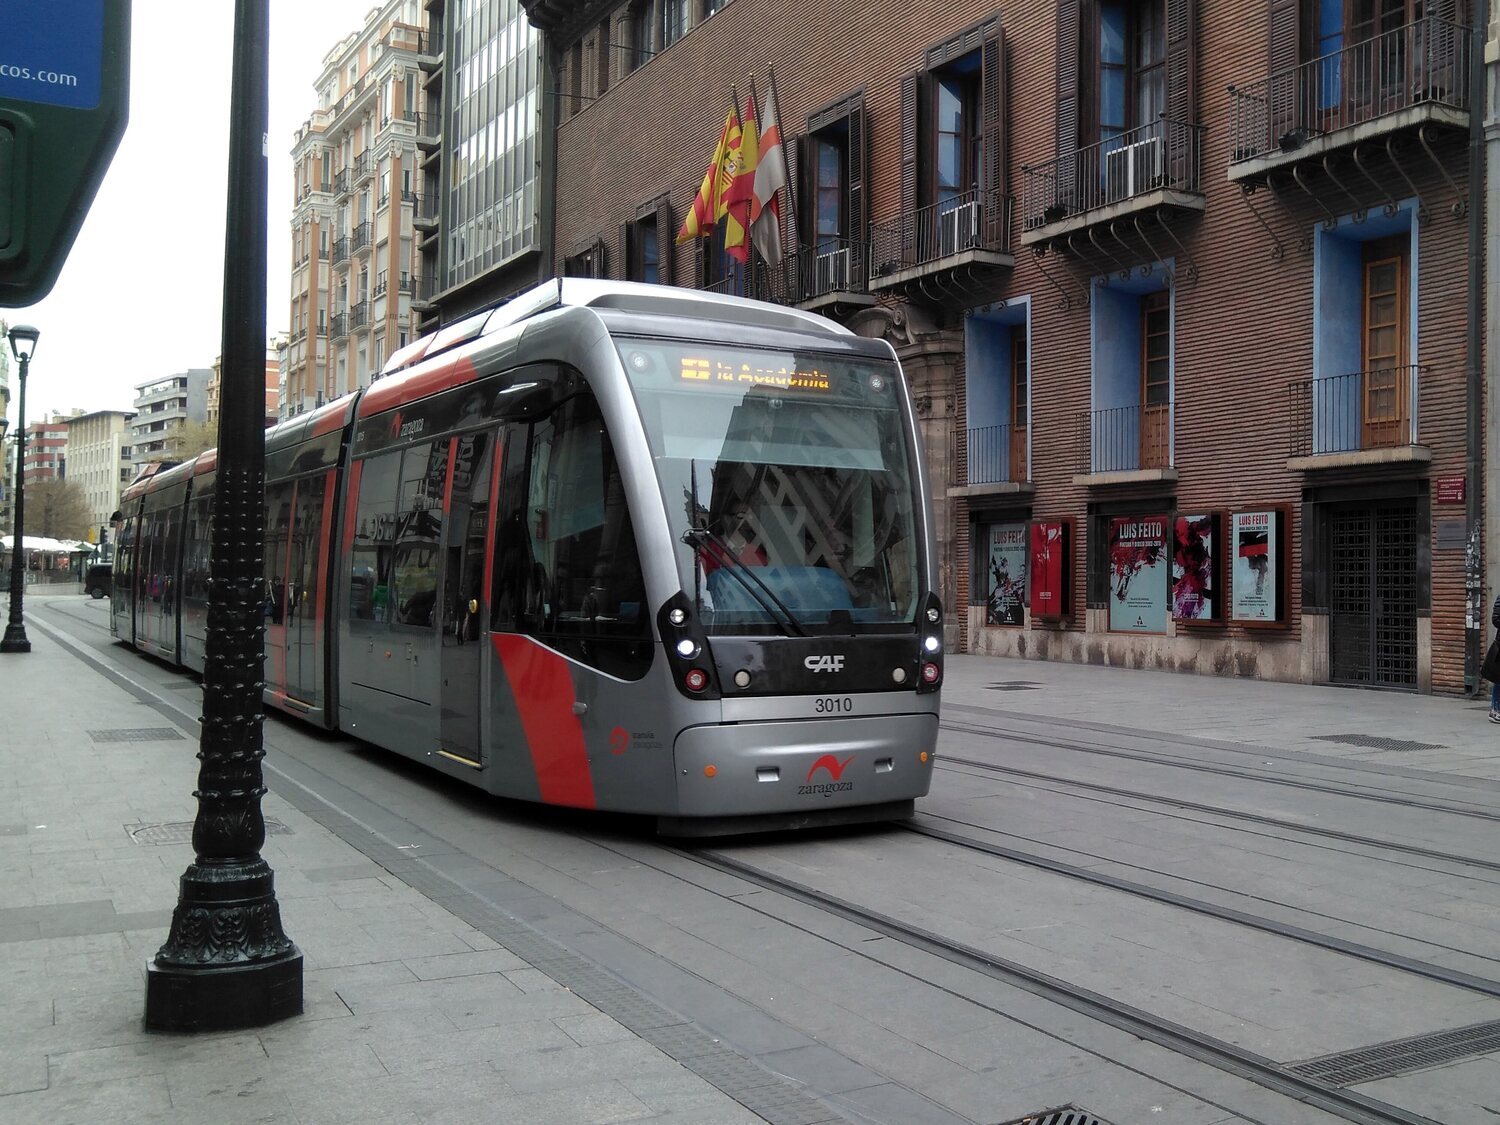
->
495 380 553 419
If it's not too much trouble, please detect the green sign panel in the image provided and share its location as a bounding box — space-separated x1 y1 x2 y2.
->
0 0 130 306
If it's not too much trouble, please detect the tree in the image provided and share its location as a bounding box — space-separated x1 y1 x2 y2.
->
28 478 93 541
168 419 218 461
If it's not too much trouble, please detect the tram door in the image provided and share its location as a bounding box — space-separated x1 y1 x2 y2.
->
285 474 329 705
438 430 497 764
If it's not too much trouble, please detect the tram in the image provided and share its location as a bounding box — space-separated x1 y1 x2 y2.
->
112 280 942 834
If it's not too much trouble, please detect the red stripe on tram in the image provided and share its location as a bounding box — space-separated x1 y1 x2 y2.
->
492 634 597 808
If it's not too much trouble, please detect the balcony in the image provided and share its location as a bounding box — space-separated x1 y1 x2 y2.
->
781 238 874 315
373 271 388 300
330 312 348 341
966 424 1028 488
1073 404 1174 485
1228 17 1471 185
398 272 416 295
350 303 370 331
332 237 350 266
1288 366 1429 470
334 168 351 196
413 193 438 230
352 221 372 252
1022 118 1206 247
414 113 439 151
353 151 373 184
869 189 1013 304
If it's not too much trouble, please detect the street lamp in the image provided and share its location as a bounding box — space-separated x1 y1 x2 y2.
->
2 324 39 654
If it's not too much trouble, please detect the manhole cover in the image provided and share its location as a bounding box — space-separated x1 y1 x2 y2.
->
986 681 1041 691
1288 1019 1500 1086
89 728 187 743
127 819 292 845
1309 733 1444 752
996 1108 1112 1125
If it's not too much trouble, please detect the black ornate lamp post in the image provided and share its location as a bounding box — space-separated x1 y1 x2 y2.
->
2 324 39 655
144 0 302 1030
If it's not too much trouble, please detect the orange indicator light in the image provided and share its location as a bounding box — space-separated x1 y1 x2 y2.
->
704 765 718 778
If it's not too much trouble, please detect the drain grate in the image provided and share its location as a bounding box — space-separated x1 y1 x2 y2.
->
89 727 187 743
127 819 292 845
1287 1019 1500 1086
987 681 1041 692
1309 733 1444 753
996 1108 1112 1125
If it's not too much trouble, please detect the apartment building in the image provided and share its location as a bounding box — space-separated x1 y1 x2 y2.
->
414 0 549 334
286 0 428 416
63 409 135 552
0 343 10 533
532 0 1490 693
129 370 210 470
207 345 286 427
23 413 75 483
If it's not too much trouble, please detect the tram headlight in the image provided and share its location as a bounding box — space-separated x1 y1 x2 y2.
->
676 638 699 658
923 635 941 654
925 606 940 624
668 607 688 626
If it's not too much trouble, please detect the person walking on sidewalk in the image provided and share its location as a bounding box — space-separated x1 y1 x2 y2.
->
1484 592 1500 723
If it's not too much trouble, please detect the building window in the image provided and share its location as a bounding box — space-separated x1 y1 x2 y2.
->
661 0 688 48
629 1 652 70
703 0 729 15
596 19 610 96
1092 0 1165 146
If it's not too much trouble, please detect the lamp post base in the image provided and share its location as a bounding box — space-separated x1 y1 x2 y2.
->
143 858 303 1032
144 950 303 1032
0 624 31 652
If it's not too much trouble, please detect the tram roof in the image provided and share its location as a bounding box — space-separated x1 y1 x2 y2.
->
361 278 859 418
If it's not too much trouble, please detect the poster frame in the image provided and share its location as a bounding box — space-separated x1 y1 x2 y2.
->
1171 510 1225 626
981 519 1029 628
1228 506 1290 628
1028 517 1073 623
1106 513 1170 634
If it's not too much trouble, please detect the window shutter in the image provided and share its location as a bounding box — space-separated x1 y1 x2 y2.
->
591 239 607 279
980 26 1006 200
846 99 867 248
1165 0 1195 125
1055 0 1081 205
655 197 673 284
694 238 708 289
785 133 804 254
619 222 634 281
900 72 920 220
1268 0 1299 76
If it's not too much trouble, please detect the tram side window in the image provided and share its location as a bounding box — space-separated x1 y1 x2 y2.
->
492 393 651 679
349 451 401 622
160 505 183 613
183 495 213 605
391 442 444 628
291 474 327 625
264 482 294 624
115 514 135 604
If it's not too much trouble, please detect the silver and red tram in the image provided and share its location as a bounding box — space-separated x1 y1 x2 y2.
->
112 280 942 834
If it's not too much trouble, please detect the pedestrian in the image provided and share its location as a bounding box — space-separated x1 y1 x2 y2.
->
1484 592 1500 723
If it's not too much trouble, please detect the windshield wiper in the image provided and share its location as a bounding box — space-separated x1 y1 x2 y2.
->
681 526 808 638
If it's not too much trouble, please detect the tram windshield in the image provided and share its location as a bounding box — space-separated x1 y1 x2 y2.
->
617 338 921 635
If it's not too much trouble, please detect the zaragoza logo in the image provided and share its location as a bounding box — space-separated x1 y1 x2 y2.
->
806 754 854 783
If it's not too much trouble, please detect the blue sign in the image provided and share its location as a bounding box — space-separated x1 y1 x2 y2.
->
0 0 105 110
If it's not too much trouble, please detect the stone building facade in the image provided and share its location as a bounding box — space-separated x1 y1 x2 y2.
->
525 0 1489 693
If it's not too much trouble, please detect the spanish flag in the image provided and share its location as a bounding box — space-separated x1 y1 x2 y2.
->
677 110 740 244
722 95 759 263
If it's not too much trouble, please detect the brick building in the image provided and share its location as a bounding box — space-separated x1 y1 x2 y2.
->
526 0 1488 693
23 414 75 483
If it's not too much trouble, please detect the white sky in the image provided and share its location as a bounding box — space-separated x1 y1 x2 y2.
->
7 1 382 420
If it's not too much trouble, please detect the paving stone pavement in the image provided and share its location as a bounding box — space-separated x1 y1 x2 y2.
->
0 623 771 1125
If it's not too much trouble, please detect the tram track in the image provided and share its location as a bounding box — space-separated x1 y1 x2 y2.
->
941 718 1500 823
896 814 1500 997
934 750 1500 877
674 844 1447 1125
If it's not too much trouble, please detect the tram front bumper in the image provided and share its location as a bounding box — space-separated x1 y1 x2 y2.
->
672 712 938 818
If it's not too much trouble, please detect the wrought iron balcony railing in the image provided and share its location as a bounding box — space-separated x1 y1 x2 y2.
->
869 189 1011 278
966 424 1028 486
329 312 348 340
353 151 373 182
1022 118 1204 231
1229 17 1470 165
334 169 350 196
1078 403 1171 474
331 237 350 266
1288 366 1422 457
352 222 372 252
373 272 388 300
350 303 370 330
398 272 416 295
